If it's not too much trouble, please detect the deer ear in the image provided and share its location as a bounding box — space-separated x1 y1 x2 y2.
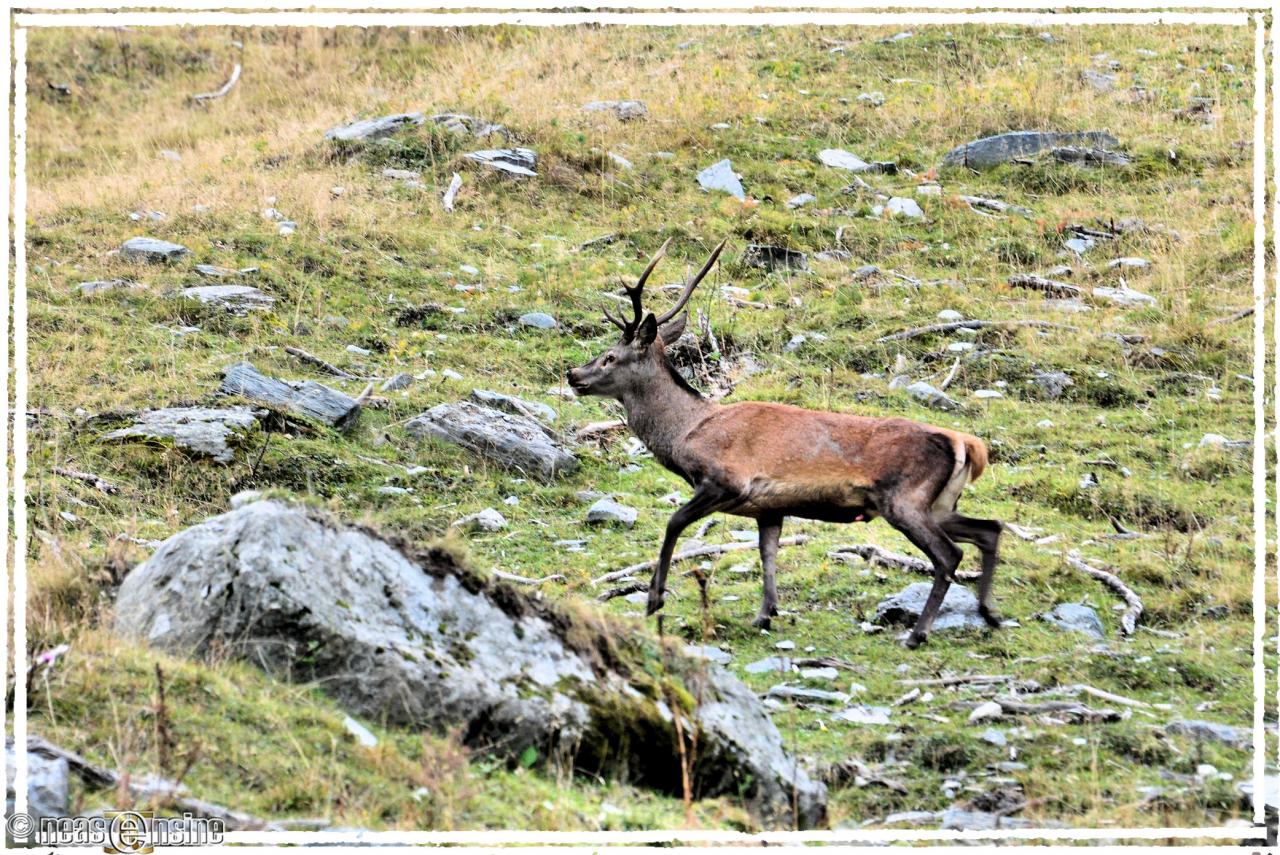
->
636 313 658 347
657 311 687 346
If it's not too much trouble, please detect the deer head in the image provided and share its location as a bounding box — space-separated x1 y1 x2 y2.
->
566 238 727 399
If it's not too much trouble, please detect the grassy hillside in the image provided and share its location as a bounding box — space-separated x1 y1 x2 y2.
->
25 21 1272 832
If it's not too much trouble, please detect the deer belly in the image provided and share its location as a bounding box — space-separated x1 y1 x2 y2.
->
739 479 875 522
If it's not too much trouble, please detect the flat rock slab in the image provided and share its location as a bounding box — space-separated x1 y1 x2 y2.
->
697 159 746 200
1166 719 1248 747
219 362 362 429
6 741 70 825
1042 603 1105 639
742 244 808 273
180 285 276 314
77 279 139 296
325 112 425 143
470 389 557 423
121 236 189 263
405 401 578 482
102 406 261 463
586 498 638 528
875 582 986 632
1051 146 1131 167
905 381 960 411
818 148 871 172
582 99 648 121
465 148 537 177
941 131 1120 170
833 705 893 725
113 500 825 829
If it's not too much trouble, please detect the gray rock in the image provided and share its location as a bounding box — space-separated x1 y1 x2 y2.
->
180 284 275 314
517 312 558 330
429 112 507 139
470 389 556 423
814 249 851 262
886 197 924 219
833 705 893 725
742 244 807 272
343 716 378 748
744 656 795 675
697 159 746 200
382 167 421 181
685 644 733 665
937 309 964 322
120 236 189 263
1080 69 1117 92
452 508 507 533
465 148 538 177
586 498 637 528
325 112 425 143
980 728 1007 747
1042 603 1105 639
941 131 1121 170
114 500 825 829
1108 257 1150 270
880 810 941 826
220 362 362 429
77 279 137 296
1092 284 1155 306
381 373 414 392
6 742 70 828
582 99 648 121
405 401 578 482
1031 370 1074 400
786 192 816 209
1166 719 1248 747
1198 433 1251 450
875 582 986 632
818 149 871 172
904 381 960 411
1051 146 1131 167
766 685 851 705
102 406 261 463
940 809 1035 831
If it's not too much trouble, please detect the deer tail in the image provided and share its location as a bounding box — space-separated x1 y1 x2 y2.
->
962 434 989 483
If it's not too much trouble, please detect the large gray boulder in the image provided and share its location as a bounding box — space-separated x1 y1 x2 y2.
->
941 131 1120 170
102 406 262 463
875 582 986 632
5 742 69 824
219 362 362 430
325 112 425 143
405 401 577 482
113 501 825 829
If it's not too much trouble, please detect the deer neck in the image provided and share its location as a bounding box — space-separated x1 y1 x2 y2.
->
618 358 714 468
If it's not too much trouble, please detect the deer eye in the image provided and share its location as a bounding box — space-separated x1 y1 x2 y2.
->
601 354 615 366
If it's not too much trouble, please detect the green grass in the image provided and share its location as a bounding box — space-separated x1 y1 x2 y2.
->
26 21 1271 831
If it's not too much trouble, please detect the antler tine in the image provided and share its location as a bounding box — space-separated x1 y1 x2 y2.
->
634 237 672 292
654 238 728 325
602 306 627 332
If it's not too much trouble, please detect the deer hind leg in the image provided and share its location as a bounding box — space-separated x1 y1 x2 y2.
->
753 515 783 630
646 483 735 617
938 512 1004 628
883 503 964 649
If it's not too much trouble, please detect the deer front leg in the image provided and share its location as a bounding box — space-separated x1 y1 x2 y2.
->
753 515 783 630
646 483 733 617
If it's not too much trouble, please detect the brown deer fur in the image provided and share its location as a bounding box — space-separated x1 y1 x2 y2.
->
567 239 1003 648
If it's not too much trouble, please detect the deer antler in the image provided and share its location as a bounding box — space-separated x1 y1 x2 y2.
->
654 238 728 325
606 238 672 340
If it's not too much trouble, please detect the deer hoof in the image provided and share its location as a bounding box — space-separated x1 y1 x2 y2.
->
645 594 665 616
751 615 773 631
902 633 927 650
979 605 1003 629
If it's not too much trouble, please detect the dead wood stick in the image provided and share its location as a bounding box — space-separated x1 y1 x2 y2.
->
828 543 979 581
1064 550 1143 636
937 357 961 391
959 195 1033 218
442 172 462 212
1007 274 1083 299
576 419 626 442
1209 298 1270 326
897 673 1013 688
693 517 720 539
190 63 241 103
1059 683 1171 711
1004 523 1040 542
597 581 645 602
992 696 1122 722
593 534 810 586
53 466 119 495
492 569 565 586
283 346 360 380
875 319 1077 343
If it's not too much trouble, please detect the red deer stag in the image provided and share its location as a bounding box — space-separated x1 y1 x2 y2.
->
566 238 1003 648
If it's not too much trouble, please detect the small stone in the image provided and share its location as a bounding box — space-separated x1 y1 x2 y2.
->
980 728 1007 746
969 701 1004 723
519 312 558 330
697 159 746 200
786 192 817 209
452 508 507 533
744 656 795 675
608 152 633 171
973 389 1003 400
885 197 924 219
1042 603 1105 639
801 666 839 681
1031 370 1074 401
818 148 872 172
1080 69 1117 92
1093 284 1156 307
685 644 733 664
937 309 964 322
775 639 796 650
856 91 885 107
77 279 137 296
833 705 893 725
586 499 637 528
767 685 850 705
904 381 960 411
582 99 648 121
1108 257 1150 270
1036 419 1055 429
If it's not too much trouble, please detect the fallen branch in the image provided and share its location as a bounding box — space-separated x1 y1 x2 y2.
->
1064 550 1143 636
897 674 1013 688
593 535 810 586
828 543 979 581
992 697 1122 723
442 172 462 212
190 63 241 104
283 346 361 381
1059 683 1171 711
53 466 119 495
492 570 565 586
597 581 645 602
576 420 627 442
875 319 1077 343
937 357 961 391
1004 523 1040 542
959 195 1032 218
1209 298 1270 326
1007 274 1082 299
